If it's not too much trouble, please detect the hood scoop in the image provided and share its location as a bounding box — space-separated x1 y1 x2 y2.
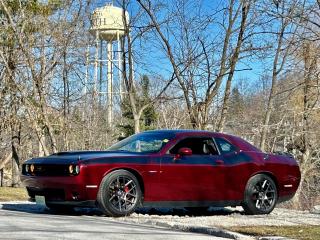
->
52 150 104 156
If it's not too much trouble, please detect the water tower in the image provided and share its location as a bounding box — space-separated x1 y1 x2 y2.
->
86 3 129 128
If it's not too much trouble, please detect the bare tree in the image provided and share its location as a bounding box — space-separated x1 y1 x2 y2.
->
259 0 300 151
137 0 254 129
290 41 320 208
217 0 251 132
120 0 175 133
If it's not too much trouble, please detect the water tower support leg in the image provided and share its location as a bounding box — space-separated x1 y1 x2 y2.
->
94 31 100 105
83 45 89 120
117 31 122 101
99 39 103 106
107 41 113 128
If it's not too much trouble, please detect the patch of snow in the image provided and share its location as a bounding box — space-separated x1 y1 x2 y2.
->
310 205 320 214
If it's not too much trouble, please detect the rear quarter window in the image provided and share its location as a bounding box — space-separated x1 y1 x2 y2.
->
215 138 237 154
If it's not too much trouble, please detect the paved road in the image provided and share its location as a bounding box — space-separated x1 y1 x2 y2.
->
0 203 226 240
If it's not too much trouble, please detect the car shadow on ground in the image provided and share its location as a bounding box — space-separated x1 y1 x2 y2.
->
0 203 103 216
135 207 244 216
1 202 244 217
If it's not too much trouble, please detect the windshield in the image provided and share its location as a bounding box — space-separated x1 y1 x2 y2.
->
107 132 174 153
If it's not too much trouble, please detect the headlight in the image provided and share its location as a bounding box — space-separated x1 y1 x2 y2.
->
30 164 35 173
25 164 29 173
68 165 80 175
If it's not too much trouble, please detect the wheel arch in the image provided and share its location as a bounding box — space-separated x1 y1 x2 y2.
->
102 167 145 196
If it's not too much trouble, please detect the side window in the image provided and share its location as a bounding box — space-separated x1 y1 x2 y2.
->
170 137 219 155
215 138 237 154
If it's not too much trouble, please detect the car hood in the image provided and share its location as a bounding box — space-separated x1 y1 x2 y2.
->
24 150 149 165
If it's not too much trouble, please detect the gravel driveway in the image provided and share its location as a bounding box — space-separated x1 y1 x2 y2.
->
1 202 319 239
0 205 226 240
1 202 319 228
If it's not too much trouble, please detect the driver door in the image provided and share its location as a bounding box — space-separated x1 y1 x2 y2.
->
158 136 225 202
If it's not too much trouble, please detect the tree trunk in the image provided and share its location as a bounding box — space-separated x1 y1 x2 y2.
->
260 25 285 151
218 78 232 132
217 2 250 132
0 152 12 171
123 9 140 134
11 123 21 187
133 114 140 133
291 152 309 209
38 128 47 157
62 49 70 150
291 42 318 209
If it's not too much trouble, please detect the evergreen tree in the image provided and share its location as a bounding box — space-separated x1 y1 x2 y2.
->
229 87 245 117
141 75 157 129
117 75 157 138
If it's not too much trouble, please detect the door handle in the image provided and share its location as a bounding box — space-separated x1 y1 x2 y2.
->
215 160 224 165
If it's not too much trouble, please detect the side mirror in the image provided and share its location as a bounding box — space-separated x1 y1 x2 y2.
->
178 147 192 156
174 147 192 161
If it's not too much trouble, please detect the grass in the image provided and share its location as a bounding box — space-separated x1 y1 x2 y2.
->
227 225 320 240
0 187 29 201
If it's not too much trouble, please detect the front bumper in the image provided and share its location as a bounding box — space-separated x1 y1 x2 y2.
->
21 174 90 204
28 196 96 207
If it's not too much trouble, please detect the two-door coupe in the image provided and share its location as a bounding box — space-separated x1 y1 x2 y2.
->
21 130 301 217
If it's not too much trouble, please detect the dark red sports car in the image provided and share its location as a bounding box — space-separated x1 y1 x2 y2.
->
21 130 300 217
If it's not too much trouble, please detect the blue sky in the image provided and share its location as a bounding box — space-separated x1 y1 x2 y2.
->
88 0 280 96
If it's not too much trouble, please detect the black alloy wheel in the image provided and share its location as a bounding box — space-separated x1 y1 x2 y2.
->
242 174 277 215
97 170 142 217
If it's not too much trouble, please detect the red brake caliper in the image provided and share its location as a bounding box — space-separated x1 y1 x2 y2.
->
124 186 129 193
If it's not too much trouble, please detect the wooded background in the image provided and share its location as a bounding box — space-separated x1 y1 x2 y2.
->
0 0 319 210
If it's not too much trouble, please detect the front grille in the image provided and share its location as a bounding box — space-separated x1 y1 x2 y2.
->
27 187 65 201
22 164 70 176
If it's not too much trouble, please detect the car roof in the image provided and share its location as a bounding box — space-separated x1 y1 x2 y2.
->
144 129 228 137
144 129 211 134
143 129 237 140
143 129 261 152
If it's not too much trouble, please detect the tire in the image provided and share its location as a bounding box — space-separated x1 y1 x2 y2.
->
97 170 142 217
242 174 278 215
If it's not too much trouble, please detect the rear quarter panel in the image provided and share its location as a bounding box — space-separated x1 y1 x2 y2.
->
262 154 301 198
221 134 300 201
225 151 266 200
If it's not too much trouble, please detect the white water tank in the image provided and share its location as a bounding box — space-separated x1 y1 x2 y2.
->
90 4 129 41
